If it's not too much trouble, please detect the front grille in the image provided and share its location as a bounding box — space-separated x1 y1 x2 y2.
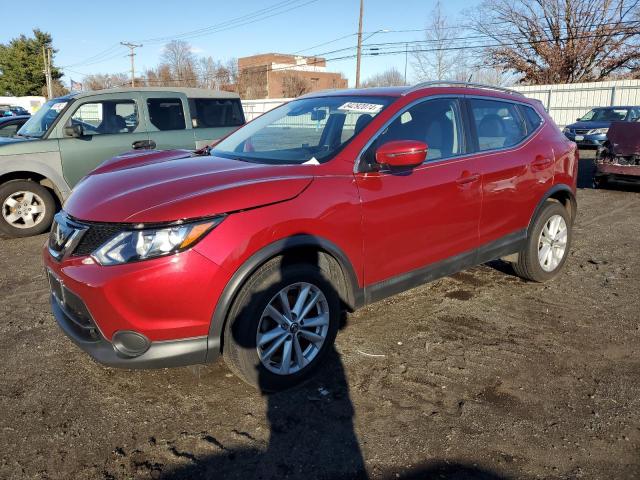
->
73 224 124 256
574 129 590 135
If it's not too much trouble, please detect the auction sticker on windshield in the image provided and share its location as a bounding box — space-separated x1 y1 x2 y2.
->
51 102 67 112
338 102 384 114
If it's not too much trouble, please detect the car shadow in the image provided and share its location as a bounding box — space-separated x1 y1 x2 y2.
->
159 243 513 480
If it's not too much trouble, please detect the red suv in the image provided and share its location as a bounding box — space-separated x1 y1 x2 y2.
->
44 83 578 391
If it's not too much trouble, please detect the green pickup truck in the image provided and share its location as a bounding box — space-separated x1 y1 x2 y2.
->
0 87 245 237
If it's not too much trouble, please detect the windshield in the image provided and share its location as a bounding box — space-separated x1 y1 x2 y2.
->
212 96 393 164
17 99 69 138
580 108 629 122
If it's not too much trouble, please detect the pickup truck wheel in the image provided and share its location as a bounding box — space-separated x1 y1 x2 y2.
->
223 257 340 392
513 201 572 282
0 180 55 238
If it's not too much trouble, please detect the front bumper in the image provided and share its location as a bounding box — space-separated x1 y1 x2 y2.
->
563 132 606 148
50 292 208 368
43 246 230 368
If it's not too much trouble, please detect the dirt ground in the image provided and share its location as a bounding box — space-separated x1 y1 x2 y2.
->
1 184 639 480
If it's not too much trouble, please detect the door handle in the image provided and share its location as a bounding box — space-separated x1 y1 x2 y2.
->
132 140 156 150
455 172 480 185
531 155 553 169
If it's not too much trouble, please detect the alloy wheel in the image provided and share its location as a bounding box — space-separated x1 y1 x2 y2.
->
2 191 46 229
537 214 568 272
256 282 330 375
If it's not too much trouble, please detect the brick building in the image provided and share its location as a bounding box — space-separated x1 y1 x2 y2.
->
238 53 348 99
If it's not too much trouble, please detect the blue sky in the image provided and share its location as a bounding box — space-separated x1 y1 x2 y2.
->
3 0 478 87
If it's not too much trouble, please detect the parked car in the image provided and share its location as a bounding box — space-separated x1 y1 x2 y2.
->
0 116 30 139
0 87 245 237
562 106 640 149
594 120 640 187
3 106 31 117
43 82 578 391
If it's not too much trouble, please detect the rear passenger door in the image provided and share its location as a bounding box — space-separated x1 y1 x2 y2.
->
189 97 245 149
141 93 196 150
465 97 553 247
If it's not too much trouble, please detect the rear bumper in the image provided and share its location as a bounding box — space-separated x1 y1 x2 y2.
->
51 293 209 368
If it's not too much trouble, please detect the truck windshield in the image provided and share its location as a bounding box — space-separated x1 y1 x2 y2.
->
212 96 392 164
17 99 69 138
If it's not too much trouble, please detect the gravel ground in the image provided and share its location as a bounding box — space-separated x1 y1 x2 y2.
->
0 186 639 480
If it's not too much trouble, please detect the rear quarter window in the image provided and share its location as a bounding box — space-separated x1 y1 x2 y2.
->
520 105 543 133
189 98 244 128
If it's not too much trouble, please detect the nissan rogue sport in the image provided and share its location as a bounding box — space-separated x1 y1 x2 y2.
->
44 83 578 391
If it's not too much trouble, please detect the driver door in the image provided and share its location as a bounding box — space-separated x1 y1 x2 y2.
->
57 93 149 187
355 97 482 294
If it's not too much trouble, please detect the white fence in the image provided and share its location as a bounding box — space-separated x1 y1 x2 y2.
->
242 79 640 128
513 80 640 127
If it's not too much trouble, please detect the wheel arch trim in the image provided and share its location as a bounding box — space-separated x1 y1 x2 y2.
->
205 234 362 362
528 184 577 235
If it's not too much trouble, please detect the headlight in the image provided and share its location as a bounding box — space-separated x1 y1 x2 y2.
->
92 217 224 266
587 128 608 135
562 127 570 134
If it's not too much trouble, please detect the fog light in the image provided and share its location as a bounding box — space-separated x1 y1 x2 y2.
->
112 331 150 358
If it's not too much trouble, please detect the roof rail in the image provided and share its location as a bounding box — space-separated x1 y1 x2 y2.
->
403 81 524 97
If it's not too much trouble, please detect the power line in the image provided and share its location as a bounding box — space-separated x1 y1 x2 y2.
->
138 0 320 44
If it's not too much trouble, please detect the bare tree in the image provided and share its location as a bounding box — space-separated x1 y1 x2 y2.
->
362 67 406 87
83 73 129 90
160 40 198 87
412 1 460 80
280 73 310 97
237 66 268 99
472 0 640 84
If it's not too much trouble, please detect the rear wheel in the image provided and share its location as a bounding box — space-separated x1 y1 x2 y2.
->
513 201 572 282
0 180 56 238
223 257 340 391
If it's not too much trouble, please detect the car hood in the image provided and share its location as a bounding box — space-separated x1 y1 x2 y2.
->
566 121 612 130
64 150 314 223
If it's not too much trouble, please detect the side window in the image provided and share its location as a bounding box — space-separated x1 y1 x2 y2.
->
70 100 138 135
469 99 527 151
372 98 464 162
189 98 244 128
520 105 543 133
147 98 186 131
0 123 19 138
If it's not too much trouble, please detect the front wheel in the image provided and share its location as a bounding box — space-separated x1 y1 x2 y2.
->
223 258 340 391
512 201 572 282
0 180 56 238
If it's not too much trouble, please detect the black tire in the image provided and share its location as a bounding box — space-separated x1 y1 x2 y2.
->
223 257 340 392
593 175 608 189
0 180 56 238
513 201 572 283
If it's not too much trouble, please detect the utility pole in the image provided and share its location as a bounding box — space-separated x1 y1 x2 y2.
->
355 0 364 88
42 46 53 99
121 42 142 87
404 42 409 84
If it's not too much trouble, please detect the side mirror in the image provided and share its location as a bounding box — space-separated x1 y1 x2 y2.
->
64 124 84 138
311 109 327 122
376 140 428 168
576 117 582 122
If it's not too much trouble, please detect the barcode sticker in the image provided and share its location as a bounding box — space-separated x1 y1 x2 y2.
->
338 102 383 114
